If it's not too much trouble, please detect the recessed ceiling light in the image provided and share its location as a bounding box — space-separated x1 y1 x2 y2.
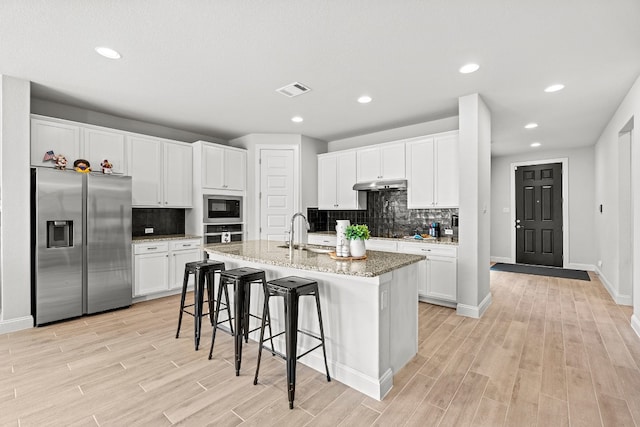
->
544 84 564 93
95 46 121 59
459 63 480 74
525 123 538 129
358 95 372 104
291 116 304 123
530 142 541 147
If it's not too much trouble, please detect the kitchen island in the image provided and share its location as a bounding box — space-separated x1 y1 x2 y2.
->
203 240 424 400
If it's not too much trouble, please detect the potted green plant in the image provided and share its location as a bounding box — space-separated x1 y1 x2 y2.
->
344 224 370 257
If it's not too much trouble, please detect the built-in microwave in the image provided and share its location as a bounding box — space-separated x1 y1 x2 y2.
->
203 195 242 223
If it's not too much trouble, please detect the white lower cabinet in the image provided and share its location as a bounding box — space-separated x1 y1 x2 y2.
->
168 240 202 290
396 242 457 306
306 233 457 306
133 239 202 298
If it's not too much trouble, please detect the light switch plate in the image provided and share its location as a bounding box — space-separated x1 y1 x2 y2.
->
145 227 154 234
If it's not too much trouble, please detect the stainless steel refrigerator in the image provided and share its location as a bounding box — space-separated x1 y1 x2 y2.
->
31 168 132 325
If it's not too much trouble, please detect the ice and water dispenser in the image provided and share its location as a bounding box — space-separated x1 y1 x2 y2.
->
47 220 73 248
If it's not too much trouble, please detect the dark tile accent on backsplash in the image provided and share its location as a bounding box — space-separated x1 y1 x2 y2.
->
307 190 458 238
132 208 185 236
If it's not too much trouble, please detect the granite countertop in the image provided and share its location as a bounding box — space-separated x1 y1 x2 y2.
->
203 240 425 278
309 231 458 246
132 234 201 243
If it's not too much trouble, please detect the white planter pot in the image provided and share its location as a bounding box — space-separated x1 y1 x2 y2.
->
349 239 366 257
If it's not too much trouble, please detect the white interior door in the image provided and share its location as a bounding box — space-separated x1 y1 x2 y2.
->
260 149 295 242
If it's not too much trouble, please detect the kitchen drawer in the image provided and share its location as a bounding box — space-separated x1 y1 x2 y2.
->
170 239 201 252
397 242 457 257
133 242 169 255
366 239 398 252
307 234 336 246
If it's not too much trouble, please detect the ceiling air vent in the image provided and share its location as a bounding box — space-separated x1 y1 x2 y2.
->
276 82 311 98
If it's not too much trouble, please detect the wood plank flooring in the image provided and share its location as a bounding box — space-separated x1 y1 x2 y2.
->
1 270 640 426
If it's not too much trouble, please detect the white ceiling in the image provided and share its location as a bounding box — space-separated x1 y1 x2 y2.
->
1 1 639 156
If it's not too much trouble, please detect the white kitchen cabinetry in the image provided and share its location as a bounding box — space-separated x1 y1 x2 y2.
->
365 239 398 252
397 241 457 306
307 234 337 246
83 127 126 174
318 151 366 210
164 142 193 207
31 118 81 167
133 242 170 296
129 136 163 206
168 239 201 290
202 144 246 191
133 238 202 298
406 131 459 208
356 141 405 182
129 136 193 208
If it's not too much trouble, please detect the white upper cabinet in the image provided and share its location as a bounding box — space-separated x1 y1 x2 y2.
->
202 144 246 191
318 151 366 210
31 118 81 167
129 136 163 207
223 148 246 191
83 128 126 174
406 131 459 208
129 136 193 208
434 133 459 208
356 141 405 182
164 142 193 207
318 153 338 210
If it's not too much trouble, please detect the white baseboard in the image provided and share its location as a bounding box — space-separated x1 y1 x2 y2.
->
302 350 393 401
457 292 492 319
631 314 640 339
566 263 596 271
595 267 633 306
0 316 33 335
490 256 511 264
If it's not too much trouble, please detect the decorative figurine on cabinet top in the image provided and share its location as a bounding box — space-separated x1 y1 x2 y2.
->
54 154 68 170
73 159 91 173
100 159 113 174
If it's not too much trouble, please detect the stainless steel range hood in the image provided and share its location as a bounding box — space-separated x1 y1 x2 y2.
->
352 179 407 191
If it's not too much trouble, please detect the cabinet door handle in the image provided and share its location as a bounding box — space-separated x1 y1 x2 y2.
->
182 244 192 247
147 247 157 250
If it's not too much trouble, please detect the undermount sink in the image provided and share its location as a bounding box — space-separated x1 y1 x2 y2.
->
277 244 333 254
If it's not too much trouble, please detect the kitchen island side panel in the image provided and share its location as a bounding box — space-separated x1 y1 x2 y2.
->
204 247 419 400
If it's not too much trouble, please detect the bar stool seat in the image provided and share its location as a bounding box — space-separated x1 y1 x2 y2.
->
208 267 274 376
175 260 229 350
253 276 331 409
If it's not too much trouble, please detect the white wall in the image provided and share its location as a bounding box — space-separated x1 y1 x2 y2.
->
31 98 227 145
593 74 640 330
457 94 492 318
490 147 596 269
0 75 32 333
327 116 458 151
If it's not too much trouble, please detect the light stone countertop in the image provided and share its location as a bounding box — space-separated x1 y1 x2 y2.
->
132 234 201 243
203 240 425 278
309 231 458 246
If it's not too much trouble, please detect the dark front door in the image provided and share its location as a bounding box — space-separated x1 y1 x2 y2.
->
515 163 563 267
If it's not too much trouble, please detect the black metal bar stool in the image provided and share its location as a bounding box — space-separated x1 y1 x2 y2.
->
175 260 230 350
253 276 331 409
208 267 274 376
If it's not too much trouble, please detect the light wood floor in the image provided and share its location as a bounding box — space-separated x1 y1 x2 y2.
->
2 270 640 426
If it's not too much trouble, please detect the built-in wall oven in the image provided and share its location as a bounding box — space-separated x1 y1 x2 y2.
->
203 195 242 224
204 223 243 244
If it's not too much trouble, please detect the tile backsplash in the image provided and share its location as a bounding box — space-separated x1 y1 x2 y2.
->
308 191 458 238
132 208 185 236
